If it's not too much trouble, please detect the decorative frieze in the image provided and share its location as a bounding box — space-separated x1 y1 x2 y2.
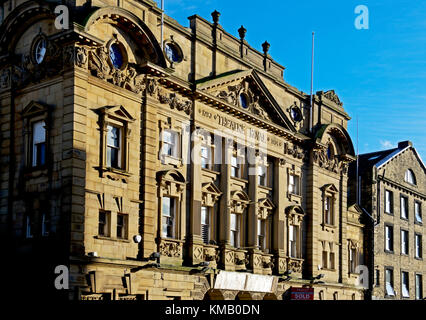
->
159 239 183 258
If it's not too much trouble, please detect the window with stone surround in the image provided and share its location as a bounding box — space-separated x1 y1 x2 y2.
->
98 210 111 237
286 206 304 259
321 241 336 270
201 182 221 244
41 212 50 237
385 268 395 297
229 190 249 248
158 170 185 240
21 101 50 169
401 271 410 298
116 213 128 239
31 120 46 167
199 131 214 170
405 169 416 185
385 224 394 252
415 233 422 259
288 165 302 197
415 201 422 223
230 213 241 248
201 206 212 244
230 144 246 179
162 196 176 239
321 184 338 227
401 229 409 255
97 105 135 175
25 215 34 239
400 195 409 220
385 190 394 214
415 274 423 300
162 129 179 158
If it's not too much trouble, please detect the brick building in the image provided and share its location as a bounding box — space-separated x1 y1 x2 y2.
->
1 0 366 300
355 141 425 300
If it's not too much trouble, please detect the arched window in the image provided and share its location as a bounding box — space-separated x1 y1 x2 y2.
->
404 169 416 185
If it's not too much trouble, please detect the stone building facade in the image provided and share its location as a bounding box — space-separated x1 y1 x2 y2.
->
355 141 425 300
1 0 365 300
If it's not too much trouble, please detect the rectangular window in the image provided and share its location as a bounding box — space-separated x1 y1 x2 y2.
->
201 206 210 244
349 247 357 273
322 251 328 269
329 252 335 270
416 274 423 300
288 174 300 195
231 155 239 178
32 120 46 167
98 211 110 237
162 130 178 158
401 271 410 298
117 213 128 239
257 219 266 250
385 225 394 252
41 212 50 237
200 145 210 169
230 213 240 248
400 195 408 219
415 201 422 223
289 225 298 258
258 165 267 186
25 215 33 239
162 197 176 239
415 234 422 259
106 125 121 169
385 268 395 296
385 190 393 214
325 196 333 225
401 229 409 255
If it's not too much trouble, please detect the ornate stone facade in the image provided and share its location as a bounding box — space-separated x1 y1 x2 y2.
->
0 0 368 301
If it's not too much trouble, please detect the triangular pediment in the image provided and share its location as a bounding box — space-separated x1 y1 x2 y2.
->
196 70 295 131
21 101 48 118
202 182 222 196
101 105 136 122
321 184 338 193
259 197 275 210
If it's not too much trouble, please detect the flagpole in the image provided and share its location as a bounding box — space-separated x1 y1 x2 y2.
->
310 32 314 132
161 0 164 50
356 115 359 205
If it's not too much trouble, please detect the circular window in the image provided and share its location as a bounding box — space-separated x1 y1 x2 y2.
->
290 107 302 122
109 43 124 69
164 42 183 63
239 94 249 109
34 38 47 64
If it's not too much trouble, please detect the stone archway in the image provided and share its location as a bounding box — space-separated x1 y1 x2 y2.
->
203 289 224 300
263 293 278 300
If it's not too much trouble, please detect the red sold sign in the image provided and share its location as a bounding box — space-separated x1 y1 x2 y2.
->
290 287 314 300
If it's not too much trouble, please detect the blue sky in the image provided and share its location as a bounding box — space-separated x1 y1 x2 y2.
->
156 0 426 160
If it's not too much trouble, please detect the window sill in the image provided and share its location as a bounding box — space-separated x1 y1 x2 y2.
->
414 257 423 261
160 155 182 167
414 220 423 226
384 211 394 216
230 176 248 183
400 217 409 222
384 250 394 255
258 184 273 191
24 165 48 177
400 253 409 257
201 167 220 175
94 235 130 243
